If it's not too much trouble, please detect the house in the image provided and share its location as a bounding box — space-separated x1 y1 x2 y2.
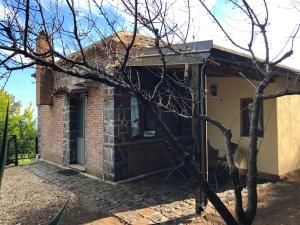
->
35 32 300 182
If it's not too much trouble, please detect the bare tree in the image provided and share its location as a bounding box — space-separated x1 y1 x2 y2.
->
197 0 300 224
0 0 299 224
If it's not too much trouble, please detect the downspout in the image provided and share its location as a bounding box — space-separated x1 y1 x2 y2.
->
192 59 208 213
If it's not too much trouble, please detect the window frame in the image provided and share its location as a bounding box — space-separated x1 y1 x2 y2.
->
130 96 185 139
240 98 264 138
130 96 142 138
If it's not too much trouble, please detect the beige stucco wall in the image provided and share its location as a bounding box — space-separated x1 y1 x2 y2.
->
207 77 279 175
277 94 300 176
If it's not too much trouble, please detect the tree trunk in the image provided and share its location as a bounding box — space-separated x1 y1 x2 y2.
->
139 100 239 225
245 90 264 224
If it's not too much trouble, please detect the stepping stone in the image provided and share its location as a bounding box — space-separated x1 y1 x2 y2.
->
114 210 154 224
84 216 123 225
136 208 169 223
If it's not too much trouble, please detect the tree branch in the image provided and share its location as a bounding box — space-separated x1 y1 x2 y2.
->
23 0 30 51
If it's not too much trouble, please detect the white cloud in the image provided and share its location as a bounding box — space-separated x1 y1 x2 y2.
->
0 49 33 65
0 1 17 20
184 0 300 69
0 3 8 19
9 0 300 69
72 0 300 69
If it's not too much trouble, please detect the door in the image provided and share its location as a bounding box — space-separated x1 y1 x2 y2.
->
75 95 85 165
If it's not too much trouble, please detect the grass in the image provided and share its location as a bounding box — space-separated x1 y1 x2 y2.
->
18 157 36 165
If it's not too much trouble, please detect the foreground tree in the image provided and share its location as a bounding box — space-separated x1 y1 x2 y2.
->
0 0 299 224
198 1 300 223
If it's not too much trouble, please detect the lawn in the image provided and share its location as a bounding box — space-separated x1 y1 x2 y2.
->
18 157 36 165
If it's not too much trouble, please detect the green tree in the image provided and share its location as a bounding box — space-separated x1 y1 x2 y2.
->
0 90 37 157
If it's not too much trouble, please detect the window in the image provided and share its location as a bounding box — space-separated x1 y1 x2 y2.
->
130 96 158 138
130 97 184 138
131 97 141 137
240 98 263 137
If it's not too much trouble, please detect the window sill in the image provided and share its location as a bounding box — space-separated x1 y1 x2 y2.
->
129 137 165 144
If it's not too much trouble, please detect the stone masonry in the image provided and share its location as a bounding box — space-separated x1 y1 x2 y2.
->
36 31 175 182
62 94 71 164
103 86 131 181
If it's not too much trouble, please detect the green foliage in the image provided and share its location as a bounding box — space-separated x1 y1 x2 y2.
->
0 90 37 157
48 201 68 225
0 104 9 187
18 157 35 165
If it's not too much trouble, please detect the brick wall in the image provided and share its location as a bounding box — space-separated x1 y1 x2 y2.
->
85 87 104 177
39 69 106 177
127 139 170 177
38 72 187 181
39 97 64 164
36 33 172 180
36 32 54 106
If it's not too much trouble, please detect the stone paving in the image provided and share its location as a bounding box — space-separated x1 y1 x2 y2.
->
23 162 199 224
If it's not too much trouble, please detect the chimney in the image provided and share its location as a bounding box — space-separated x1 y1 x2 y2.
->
36 30 54 106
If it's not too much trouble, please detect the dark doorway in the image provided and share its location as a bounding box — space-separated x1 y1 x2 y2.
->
70 94 86 166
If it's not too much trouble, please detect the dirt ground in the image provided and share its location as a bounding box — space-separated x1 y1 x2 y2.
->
1 165 300 225
187 171 300 225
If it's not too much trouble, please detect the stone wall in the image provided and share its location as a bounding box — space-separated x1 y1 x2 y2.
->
103 86 131 181
62 95 71 164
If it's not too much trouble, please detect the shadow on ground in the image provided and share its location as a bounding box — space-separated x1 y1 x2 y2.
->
22 161 206 224
22 162 300 225
252 171 300 225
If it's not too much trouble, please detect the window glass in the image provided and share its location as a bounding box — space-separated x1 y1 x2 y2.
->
130 97 186 138
131 97 141 137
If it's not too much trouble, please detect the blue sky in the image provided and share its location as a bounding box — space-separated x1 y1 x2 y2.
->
211 0 228 19
1 0 200 113
0 0 127 114
0 69 36 109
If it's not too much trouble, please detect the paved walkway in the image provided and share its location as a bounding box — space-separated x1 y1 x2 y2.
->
23 162 198 224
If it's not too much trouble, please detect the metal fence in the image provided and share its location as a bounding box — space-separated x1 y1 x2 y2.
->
6 135 18 166
1 135 38 166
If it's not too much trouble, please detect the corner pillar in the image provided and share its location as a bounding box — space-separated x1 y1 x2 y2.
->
103 86 131 181
62 94 71 164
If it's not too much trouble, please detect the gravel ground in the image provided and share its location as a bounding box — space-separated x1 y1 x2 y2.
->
0 166 78 225
2 164 300 225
